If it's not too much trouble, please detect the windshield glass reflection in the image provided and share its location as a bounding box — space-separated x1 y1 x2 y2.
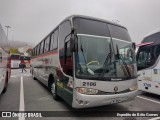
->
75 34 137 80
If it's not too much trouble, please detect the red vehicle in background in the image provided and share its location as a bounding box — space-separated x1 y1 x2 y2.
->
20 55 31 68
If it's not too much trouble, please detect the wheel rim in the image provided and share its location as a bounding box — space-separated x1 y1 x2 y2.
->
51 82 55 96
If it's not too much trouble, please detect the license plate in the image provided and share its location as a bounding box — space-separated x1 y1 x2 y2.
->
143 83 151 87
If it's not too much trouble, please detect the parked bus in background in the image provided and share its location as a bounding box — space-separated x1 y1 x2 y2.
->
20 55 30 68
10 53 21 68
0 24 11 94
137 29 160 95
31 15 138 108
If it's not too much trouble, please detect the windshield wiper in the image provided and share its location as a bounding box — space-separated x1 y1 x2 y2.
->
99 52 112 78
99 43 113 78
116 45 131 77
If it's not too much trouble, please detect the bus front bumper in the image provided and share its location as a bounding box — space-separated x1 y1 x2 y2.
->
72 90 138 108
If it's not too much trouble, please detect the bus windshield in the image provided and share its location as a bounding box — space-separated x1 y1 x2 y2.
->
11 54 20 60
73 18 137 80
20 56 30 60
137 32 160 70
75 34 137 80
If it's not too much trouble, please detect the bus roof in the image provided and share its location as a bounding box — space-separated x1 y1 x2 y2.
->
33 15 128 49
142 31 160 45
144 27 160 38
66 15 127 30
136 42 154 47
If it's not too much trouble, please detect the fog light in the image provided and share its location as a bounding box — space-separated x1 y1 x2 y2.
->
76 99 84 105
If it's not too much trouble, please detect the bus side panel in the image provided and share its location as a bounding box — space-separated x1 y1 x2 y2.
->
138 69 153 92
138 69 152 82
56 67 73 106
0 24 10 94
31 51 74 106
138 79 160 95
138 68 160 95
151 68 160 82
0 49 5 94
62 76 73 106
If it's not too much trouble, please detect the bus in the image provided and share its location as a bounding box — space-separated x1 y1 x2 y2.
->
31 15 138 108
10 53 21 68
0 24 11 94
20 55 30 68
137 29 160 95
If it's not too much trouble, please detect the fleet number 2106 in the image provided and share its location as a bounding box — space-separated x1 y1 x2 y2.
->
82 82 96 86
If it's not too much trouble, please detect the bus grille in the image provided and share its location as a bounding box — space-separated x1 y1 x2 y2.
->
97 89 131 95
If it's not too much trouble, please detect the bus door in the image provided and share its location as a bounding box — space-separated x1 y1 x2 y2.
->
58 21 73 105
61 39 73 105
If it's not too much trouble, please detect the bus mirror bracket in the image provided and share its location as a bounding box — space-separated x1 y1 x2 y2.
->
70 36 75 52
132 42 136 51
70 28 78 52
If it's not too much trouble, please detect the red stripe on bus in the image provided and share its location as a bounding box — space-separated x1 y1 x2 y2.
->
31 51 58 60
136 42 154 47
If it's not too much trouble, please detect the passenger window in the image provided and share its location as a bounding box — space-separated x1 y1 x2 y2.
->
40 41 44 54
50 28 58 50
44 36 50 52
32 49 35 56
37 44 40 55
53 29 58 49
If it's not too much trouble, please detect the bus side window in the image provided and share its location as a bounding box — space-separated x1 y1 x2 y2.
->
32 49 34 56
50 33 54 50
37 44 40 55
50 28 58 50
35 46 38 56
44 36 50 52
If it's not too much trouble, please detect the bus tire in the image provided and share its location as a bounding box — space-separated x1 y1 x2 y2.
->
51 81 59 100
32 71 36 80
2 87 7 93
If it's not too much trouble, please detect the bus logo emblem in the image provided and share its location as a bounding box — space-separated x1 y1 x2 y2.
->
114 86 118 92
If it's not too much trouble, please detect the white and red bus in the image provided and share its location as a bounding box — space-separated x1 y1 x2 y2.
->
137 29 160 95
31 15 138 108
10 53 21 68
0 24 11 94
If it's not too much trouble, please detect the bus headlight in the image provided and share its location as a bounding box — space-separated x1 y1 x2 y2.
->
75 87 98 95
129 85 138 91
